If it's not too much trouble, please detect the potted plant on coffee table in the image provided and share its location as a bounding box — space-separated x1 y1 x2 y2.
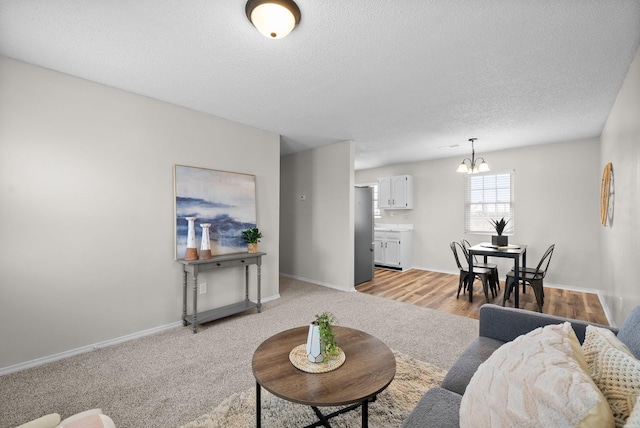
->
489 217 510 247
306 311 340 363
241 227 262 253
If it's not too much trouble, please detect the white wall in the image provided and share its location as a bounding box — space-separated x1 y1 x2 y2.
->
356 138 601 290
600 46 640 326
280 141 355 291
0 57 281 369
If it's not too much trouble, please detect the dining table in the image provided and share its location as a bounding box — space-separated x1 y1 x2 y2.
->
467 243 527 308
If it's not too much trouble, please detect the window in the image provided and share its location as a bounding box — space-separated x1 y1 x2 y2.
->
465 171 514 234
372 183 381 218
356 183 381 218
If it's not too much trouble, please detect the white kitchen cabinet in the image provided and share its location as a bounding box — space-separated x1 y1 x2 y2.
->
374 228 413 271
378 175 413 209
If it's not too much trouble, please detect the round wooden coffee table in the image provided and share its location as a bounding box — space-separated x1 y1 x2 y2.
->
252 326 396 428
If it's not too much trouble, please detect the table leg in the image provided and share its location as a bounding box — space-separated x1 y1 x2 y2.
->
182 270 188 326
467 252 474 303
256 382 261 428
310 407 331 427
245 265 249 301
191 273 198 334
362 399 369 428
522 250 527 294
257 261 262 312
514 259 520 309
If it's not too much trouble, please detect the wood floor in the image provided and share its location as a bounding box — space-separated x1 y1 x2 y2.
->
356 268 609 325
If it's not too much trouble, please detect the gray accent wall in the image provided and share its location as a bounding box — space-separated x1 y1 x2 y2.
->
0 57 281 369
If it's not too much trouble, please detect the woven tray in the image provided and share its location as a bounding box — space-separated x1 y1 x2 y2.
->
289 344 346 373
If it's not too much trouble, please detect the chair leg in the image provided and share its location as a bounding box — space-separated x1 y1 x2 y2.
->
491 276 498 298
487 271 497 298
480 275 490 301
531 280 544 312
457 272 466 298
502 276 513 306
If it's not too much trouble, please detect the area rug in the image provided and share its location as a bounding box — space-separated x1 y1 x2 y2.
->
181 351 446 428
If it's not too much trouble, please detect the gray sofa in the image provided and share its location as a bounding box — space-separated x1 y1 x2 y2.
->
403 303 640 427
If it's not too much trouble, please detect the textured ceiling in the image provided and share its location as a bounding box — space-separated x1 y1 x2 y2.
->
1 1 639 170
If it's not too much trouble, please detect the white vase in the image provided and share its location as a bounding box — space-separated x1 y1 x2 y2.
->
306 323 324 363
184 217 198 260
199 223 212 260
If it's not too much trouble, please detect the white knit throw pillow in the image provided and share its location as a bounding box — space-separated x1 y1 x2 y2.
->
460 322 613 428
583 325 640 428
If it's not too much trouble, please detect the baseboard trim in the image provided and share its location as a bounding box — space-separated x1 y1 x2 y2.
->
1 294 282 376
0 321 183 376
279 272 356 292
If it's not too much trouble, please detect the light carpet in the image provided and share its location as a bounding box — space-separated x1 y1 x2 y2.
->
182 350 445 428
1 276 477 427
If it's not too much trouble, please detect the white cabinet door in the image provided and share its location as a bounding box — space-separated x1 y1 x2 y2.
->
374 238 384 264
378 177 392 208
391 176 408 208
377 175 413 209
374 230 413 271
384 238 401 267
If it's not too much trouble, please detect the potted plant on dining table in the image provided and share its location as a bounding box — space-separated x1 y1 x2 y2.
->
489 217 510 247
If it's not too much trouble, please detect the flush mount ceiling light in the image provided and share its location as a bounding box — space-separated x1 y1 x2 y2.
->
246 0 301 39
456 138 490 174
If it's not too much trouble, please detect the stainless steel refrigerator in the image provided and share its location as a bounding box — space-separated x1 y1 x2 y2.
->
355 186 374 285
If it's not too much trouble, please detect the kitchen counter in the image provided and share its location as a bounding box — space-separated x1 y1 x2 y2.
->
374 223 414 232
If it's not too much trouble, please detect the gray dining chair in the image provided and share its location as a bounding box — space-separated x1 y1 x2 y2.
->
503 244 555 312
450 241 494 301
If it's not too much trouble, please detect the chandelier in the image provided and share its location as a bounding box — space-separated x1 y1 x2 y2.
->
456 138 490 174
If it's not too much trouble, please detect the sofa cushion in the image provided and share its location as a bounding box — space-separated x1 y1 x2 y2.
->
402 387 461 428
58 414 114 428
440 336 503 395
16 410 115 428
460 322 614 428
626 397 640 427
16 414 61 428
616 306 640 359
583 325 640 427
478 304 614 344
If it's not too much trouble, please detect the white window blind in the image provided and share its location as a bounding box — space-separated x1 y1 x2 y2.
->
356 182 381 218
372 183 381 218
465 171 514 234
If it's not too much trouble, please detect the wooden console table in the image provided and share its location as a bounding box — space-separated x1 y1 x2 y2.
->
178 252 264 333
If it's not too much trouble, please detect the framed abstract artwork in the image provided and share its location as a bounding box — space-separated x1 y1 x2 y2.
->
174 165 257 259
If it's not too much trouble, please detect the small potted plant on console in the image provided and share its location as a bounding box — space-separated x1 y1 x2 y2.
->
241 227 263 253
